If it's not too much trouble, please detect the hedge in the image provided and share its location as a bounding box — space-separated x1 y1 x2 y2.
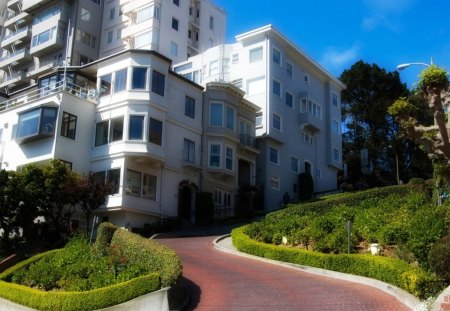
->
232 226 444 299
0 223 182 310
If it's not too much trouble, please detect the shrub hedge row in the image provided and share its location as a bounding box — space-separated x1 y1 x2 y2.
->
0 223 182 310
231 226 444 299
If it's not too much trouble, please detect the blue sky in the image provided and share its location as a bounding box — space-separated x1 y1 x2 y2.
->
213 0 450 89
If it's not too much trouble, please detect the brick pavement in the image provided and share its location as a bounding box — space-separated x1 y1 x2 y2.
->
157 235 411 311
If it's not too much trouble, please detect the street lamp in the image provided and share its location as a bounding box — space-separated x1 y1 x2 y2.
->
396 58 433 71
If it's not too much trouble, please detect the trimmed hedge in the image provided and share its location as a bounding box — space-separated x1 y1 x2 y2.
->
111 228 182 288
232 226 444 299
0 224 182 310
93 222 117 254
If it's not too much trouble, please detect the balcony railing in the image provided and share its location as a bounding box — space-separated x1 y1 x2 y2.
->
0 47 29 63
0 71 26 84
3 26 29 41
239 134 257 149
0 80 96 112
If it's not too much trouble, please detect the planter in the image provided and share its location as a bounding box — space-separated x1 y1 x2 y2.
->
370 243 380 255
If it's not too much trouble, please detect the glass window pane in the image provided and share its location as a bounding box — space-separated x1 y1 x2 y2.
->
149 118 162 145
95 121 108 146
209 144 220 167
226 147 233 170
17 109 41 138
270 147 278 164
226 106 234 130
151 70 165 96
100 74 112 96
142 174 156 200
110 117 124 142
249 47 263 62
210 103 223 126
129 115 144 140
114 68 127 92
125 169 141 197
107 169 120 194
185 96 195 118
132 67 147 89
61 112 77 139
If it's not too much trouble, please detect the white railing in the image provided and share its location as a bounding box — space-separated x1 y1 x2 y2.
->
0 80 96 112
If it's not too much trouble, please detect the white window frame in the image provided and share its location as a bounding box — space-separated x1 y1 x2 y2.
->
332 119 340 134
249 46 263 63
287 61 293 78
272 112 282 132
225 146 234 171
302 132 313 144
290 156 299 173
209 142 222 168
272 79 282 97
272 47 281 65
270 175 280 190
333 148 341 163
285 91 294 109
332 92 340 107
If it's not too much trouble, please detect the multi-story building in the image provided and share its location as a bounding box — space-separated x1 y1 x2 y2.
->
174 25 346 210
99 0 226 63
0 0 104 94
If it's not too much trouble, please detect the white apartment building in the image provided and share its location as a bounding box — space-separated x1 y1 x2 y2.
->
174 25 346 210
99 0 226 63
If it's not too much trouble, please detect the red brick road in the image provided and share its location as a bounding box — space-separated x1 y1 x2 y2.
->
157 235 411 311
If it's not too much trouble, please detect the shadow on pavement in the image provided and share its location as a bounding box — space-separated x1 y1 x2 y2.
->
182 277 201 311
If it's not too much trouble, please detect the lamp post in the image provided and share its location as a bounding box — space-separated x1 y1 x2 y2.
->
396 58 433 71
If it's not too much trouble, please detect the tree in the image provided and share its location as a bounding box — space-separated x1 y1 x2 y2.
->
389 65 450 184
77 173 112 235
340 60 432 184
0 170 21 252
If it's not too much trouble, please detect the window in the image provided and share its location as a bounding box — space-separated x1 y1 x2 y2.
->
225 147 233 170
134 31 151 48
333 148 341 163
285 92 293 108
291 157 299 173
126 169 141 197
129 115 144 140
209 144 221 167
132 67 147 90
100 74 112 96
172 18 179 31
109 8 115 20
183 139 195 163
117 28 122 40
214 189 231 207
332 120 340 134
142 174 157 200
302 132 313 144
210 102 223 126
272 113 281 131
273 79 281 97
209 60 218 76
17 107 58 143
269 147 279 165
114 68 127 93
226 106 235 130
173 0 179 6
270 176 280 190
91 0 100 4
232 53 239 64
107 169 120 194
60 112 77 139
332 93 339 107
302 99 322 119
249 47 263 63
151 70 165 96
185 96 195 118
110 117 124 142
256 113 263 128
287 62 293 78
305 74 310 85
95 121 108 146
136 6 152 23
107 31 113 43
273 48 281 64
209 15 214 30
170 41 178 56
149 118 162 145
81 8 92 21
32 27 57 47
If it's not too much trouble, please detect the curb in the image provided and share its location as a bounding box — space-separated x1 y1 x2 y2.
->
213 234 420 310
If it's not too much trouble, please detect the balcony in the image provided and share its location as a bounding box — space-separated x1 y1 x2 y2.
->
30 32 65 57
182 152 202 170
7 0 22 11
22 0 53 13
1 26 32 49
299 112 321 133
0 71 29 89
0 48 32 70
3 11 30 28
239 134 259 153
27 58 58 79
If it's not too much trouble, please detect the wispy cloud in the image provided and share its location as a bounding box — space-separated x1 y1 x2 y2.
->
320 44 361 73
361 0 415 31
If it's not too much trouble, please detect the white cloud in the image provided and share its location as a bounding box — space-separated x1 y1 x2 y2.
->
362 0 415 31
363 0 415 13
320 44 361 73
361 15 399 32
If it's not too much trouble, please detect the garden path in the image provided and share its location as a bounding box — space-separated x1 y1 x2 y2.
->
157 234 411 311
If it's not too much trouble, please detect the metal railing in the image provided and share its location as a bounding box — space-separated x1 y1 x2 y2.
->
3 26 29 41
0 48 29 63
0 71 25 84
239 134 257 148
0 80 96 112
213 206 235 220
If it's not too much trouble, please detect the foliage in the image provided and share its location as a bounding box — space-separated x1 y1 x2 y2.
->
93 222 118 255
298 173 314 201
0 170 22 252
195 192 214 225
232 226 444 299
428 232 450 281
0 226 182 310
243 185 449 271
418 65 449 94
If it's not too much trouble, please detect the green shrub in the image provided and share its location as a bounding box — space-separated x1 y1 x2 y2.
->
428 233 450 281
93 222 117 255
298 173 314 201
408 178 424 185
111 229 182 287
232 226 444 299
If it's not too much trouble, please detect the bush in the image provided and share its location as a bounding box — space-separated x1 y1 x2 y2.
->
232 226 444 299
111 229 182 287
408 178 424 185
93 222 117 255
298 173 314 201
428 233 450 281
